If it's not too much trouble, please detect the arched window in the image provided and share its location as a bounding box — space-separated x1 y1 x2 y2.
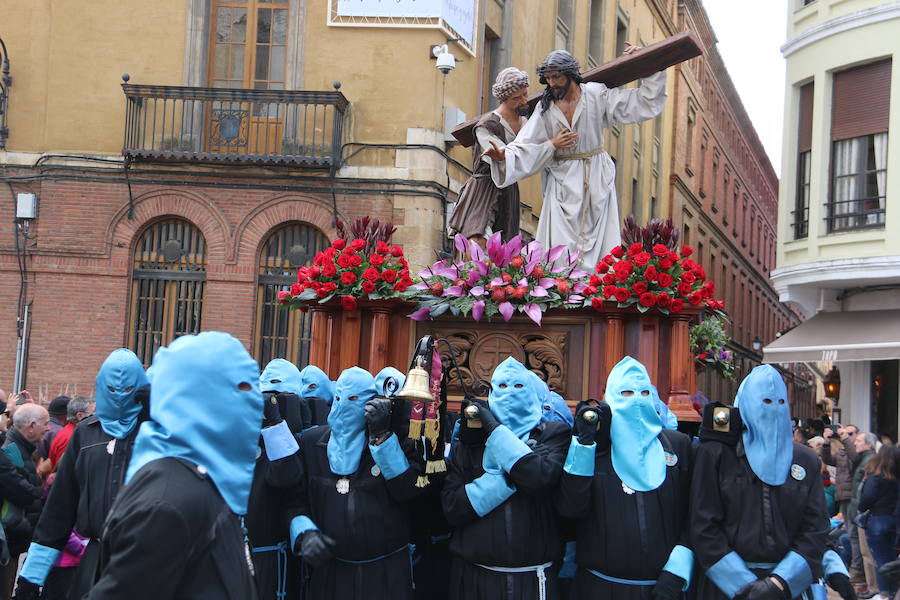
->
128 219 207 366
255 223 327 367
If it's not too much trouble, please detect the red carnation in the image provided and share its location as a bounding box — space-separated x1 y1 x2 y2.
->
611 245 626 259
322 264 337 278
591 297 604 311
362 268 380 282
332 238 347 250
634 252 651 267
680 245 694 257
390 245 403 257
657 292 671 308
614 288 630 303
644 266 658 282
688 292 703 305
341 271 357 285
376 241 390 254
369 254 385 267
639 292 657 307
659 258 673 270
341 295 357 310
632 281 648 295
596 262 609 274
349 254 363 268
627 243 644 258
381 269 397 283
670 298 684 313
361 281 376 294
652 244 669 257
349 238 366 251
290 283 303 296
657 272 674 288
278 290 290 304
337 254 352 269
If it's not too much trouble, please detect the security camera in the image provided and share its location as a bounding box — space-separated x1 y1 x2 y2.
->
435 45 456 74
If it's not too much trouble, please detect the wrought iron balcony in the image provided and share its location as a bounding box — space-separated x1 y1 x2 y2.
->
122 80 349 169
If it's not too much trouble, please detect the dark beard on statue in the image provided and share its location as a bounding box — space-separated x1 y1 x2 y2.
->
515 106 529 116
551 79 571 100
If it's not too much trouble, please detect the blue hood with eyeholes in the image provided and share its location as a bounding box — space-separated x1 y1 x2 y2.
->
126 332 263 515
734 364 792 486
94 349 149 439
260 359 303 395
298 365 334 405
541 389 574 427
652 386 678 430
488 357 543 441
327 367 377 475
374 367 406 398
606 357 665 492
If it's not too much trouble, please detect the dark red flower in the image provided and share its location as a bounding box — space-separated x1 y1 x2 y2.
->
309 266 322 279
603 255 617 266
639 292 657 307
677 282 692 296
688 292 703 305
632 281 648 295
657 292 671 307
290 283 303 296
591 297 604 311
633 252 651 267
584 285 597 296
390 245 404 257
369 254 385 267
602 273 615 285
322 264 337 278
362 268 380 282
341 295 357 310
332 238 347 250
596 262 609 274
652 244 669 257
393 281 408 292
376 241 390 254
668 251 679 263
316 288 329 299
603 285 616 299
278 290 290 304
381 269 397 283
361 281 376 294
349 238 366 251
681 271 696 284
627 243 644 258
611 245 626 259
614 288 630 303
657 272 674 288
349 254 363 268
659 258 673 270
680 245 694 257
589 275 602 287
341 271 357 285
322 282 337 293
644 266 658 282
337 254 352 269
670 298 684 313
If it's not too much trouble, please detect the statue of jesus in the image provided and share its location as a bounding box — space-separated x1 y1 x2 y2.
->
484 47 667 269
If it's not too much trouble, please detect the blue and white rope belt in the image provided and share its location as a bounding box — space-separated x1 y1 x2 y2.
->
587 568 657 586
476 561 553 600
252 541 289 600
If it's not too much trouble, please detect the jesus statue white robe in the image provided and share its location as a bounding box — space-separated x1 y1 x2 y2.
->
490 71 667 270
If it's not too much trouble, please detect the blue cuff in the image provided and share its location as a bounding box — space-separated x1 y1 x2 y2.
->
486 425 532 473
822 549 848 578
563 437 596 476
369 434 409 480
772 550 813 598
465 471 516 517
706 551 757 598
289 515 318 553
20 542 61 586
662 545 694 590
261 421 300 461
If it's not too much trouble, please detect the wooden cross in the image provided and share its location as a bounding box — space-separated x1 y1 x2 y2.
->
451 30 704 147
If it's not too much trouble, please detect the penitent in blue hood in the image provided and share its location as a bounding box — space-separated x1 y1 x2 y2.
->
327 366 377 475
94 348 149 440
299 365 334 405
734 364 792 486
488 357 543 441
260 358 303 396
126 331 263 515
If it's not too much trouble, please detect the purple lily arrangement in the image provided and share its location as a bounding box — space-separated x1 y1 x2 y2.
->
406 233 591 325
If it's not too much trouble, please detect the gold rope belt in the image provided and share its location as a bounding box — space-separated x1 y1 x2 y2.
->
554 147 604 161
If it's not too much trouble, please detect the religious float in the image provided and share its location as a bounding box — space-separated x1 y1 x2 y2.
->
281 216 728 424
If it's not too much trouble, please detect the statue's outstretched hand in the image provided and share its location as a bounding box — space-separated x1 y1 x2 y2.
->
551 129 578 149
623 41 641 55
482 140 506 162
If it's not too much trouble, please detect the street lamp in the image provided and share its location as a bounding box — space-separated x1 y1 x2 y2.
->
751 336 763 353
823 366 841 401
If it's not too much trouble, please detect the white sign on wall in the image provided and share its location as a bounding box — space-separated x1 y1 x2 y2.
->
334 0 477 49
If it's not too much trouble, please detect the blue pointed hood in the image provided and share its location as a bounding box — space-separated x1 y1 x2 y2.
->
327 367 377 475
488 357 543 441
652 386 678 430
94 349 149 439
374 367 406 398
734 365 792 485
299 365 334 406
541 390 574 427
126 332 263 515
605 357 665 492
260 359 303 395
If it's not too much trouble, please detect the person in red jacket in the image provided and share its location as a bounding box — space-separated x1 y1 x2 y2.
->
48 397 94 470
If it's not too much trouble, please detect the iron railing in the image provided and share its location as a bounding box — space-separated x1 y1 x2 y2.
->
122 80 349 169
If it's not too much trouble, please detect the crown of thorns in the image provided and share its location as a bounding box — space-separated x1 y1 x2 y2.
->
537 50 581 85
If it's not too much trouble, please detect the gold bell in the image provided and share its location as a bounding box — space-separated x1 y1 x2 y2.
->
397 356 434 402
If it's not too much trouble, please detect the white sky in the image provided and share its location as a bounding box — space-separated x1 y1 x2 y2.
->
700 1 788 177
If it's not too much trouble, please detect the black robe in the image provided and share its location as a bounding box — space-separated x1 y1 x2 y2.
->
85 457 257 600
296 426 424 600
690 440 827 600
441 422 570 600
30 416 137 599
246 443 305 600
555 429 693 599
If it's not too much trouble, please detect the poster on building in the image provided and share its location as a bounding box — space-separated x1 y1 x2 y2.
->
335 0 442 18
441 0 475 47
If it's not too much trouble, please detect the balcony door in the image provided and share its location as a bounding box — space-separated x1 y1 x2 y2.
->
208 0 289 155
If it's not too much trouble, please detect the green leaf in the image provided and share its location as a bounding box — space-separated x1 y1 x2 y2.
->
637 303 650 313
318 293 335 304
431 303 450 317
296 288 318 301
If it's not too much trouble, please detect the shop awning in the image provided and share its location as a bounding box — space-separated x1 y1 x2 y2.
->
763 310 900 363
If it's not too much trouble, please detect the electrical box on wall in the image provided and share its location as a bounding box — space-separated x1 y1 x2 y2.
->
16 193 37 220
